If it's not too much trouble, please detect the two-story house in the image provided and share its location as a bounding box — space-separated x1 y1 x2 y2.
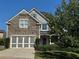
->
6 8 49 48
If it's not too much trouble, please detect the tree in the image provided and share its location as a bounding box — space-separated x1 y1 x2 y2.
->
46 0 79 48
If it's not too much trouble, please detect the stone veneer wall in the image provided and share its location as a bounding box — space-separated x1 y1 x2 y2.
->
8 13 39 37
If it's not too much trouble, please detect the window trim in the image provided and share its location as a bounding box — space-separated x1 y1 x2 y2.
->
32 14 37 18
41 24 49 31
19 19 28 28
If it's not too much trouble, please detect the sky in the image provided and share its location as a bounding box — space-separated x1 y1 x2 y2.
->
0 0 61 31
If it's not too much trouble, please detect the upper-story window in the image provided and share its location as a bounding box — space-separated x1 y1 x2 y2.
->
32 14 37 18
19 19 28 28
41 24 48 31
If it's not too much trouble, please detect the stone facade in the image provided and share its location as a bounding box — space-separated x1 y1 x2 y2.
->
8 13 39 37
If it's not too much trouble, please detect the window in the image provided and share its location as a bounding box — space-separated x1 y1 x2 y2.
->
32 14 37 18
19 19 28 28
41 24 48 31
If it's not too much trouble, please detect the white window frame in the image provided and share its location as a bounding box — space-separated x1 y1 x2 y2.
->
19 19 28 28
41 24 49 31
32 14 37 18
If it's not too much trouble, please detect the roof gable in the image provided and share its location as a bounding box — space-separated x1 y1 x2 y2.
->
6 9 39 24
29 8 49 24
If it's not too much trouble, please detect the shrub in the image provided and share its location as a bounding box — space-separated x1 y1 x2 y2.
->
35 51 54 59
34 37 40 50
34 37 60 51
59 47 79 53
52 51 79 59
35 37 40 46
34 44 60 51
0 38 4 45
4 38 10 48
35 51 79 59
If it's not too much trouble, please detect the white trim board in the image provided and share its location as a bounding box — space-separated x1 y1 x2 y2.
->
11 35 36 36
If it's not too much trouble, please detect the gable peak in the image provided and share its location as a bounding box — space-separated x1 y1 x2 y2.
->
19 9 28 14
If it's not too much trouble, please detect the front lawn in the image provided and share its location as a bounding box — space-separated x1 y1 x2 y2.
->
34 43 79 59
35 51 79 59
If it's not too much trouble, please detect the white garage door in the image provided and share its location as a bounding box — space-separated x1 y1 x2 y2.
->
11 36 35 48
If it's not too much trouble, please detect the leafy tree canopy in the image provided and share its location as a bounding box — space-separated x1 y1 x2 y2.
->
43 0 79 48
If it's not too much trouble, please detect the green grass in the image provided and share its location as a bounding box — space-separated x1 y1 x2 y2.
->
35 51 79 59
35 51 56 59
34 55 43 59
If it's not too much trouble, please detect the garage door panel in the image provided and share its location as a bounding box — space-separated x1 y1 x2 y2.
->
11 36 35 48
18 36 23 43
24 36 29 43
12 39 16 43
24 44 29 47
18 44 22 47
30 44 34 47
18 38 22 43
11 36 17 48
12 44 16 48
30 37 35 43
24 36 29 47
12 36 17 43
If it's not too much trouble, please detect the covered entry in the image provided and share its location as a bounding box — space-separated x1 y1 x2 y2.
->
40 35 49 45
10 35 36 48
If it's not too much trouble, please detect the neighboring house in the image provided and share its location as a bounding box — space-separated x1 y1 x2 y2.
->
0 29 5 39
6 8 50 48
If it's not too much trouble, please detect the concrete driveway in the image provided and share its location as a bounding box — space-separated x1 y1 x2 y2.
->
0 48 35 59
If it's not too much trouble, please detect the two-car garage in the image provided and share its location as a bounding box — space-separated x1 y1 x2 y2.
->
10 35 35 48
